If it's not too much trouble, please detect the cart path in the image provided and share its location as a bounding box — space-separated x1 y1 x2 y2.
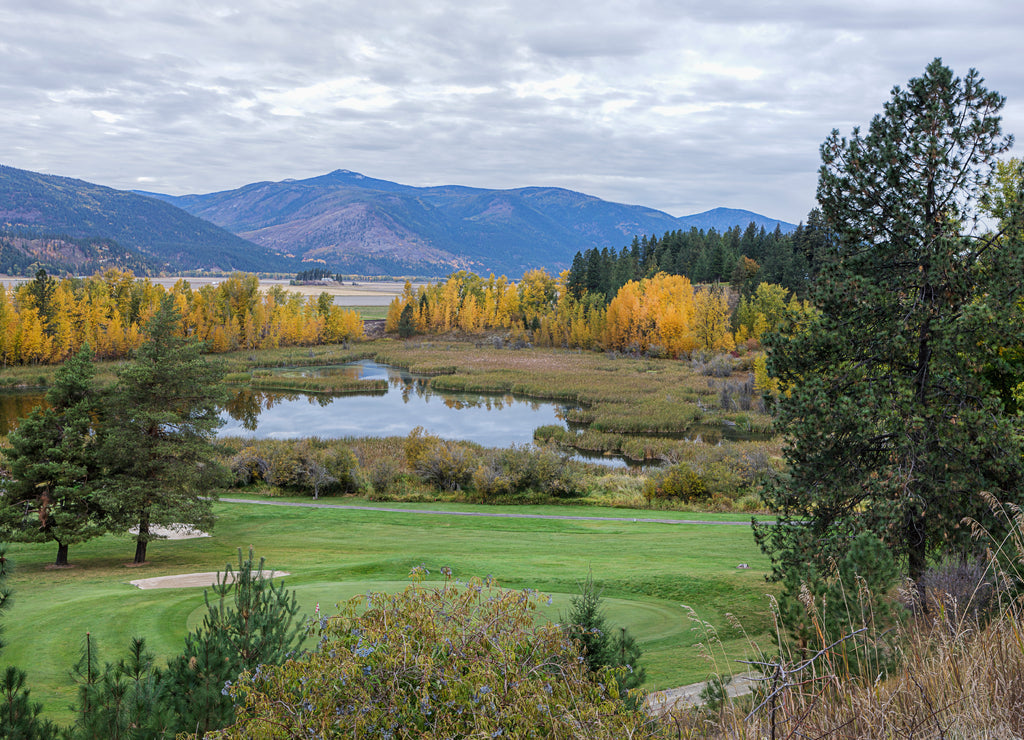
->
219 498 765 526
646 672 762 713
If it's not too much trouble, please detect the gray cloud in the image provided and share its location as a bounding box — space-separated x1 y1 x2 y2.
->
1 1 1021 225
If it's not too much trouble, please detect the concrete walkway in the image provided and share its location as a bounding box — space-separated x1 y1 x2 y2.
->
219 497 762 526
646 672 762 713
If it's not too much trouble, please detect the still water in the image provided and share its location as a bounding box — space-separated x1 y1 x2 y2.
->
219 361 573 447
0 362 634 465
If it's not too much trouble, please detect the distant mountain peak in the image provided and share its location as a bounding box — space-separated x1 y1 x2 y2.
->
153 170 798 277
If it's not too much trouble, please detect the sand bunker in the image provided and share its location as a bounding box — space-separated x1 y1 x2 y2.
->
128 524 209 540
130 570 290 589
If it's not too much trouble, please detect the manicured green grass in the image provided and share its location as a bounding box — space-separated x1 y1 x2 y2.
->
1 499 775 726
355 305 389 320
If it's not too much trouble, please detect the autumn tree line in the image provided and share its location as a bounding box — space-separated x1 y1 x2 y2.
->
1 214 823 368
564 213 826 300
386 268 812 360
0 269 363 366
382 217 822 357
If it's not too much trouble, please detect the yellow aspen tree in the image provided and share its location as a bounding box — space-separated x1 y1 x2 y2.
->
101 268 136 320
457 294 481 332
481 275 500 326
124 318 144 353
302 300 325 345
326 307 363 341
103 311 129 359
47 282 78 362
518 269 556 327
0 285 13 365
496 281 519 329
692 285 735 353
243 308 260 349
604 280 644 351
250 299 271 347
209 323 231 353
385 297 406 333
17 308 49 364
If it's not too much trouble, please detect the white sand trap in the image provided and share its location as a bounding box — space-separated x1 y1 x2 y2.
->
130 570 290 589
128 524 210 540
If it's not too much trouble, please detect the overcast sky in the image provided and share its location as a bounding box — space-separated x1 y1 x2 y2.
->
2 1 1021 224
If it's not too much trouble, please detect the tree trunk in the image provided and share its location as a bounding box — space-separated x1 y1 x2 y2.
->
134 511 150 564
55 542 69 567
907 510 928 613
134 538 148 565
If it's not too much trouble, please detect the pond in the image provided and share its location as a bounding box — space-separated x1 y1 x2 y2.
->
220 360 577 449
0 362 638 467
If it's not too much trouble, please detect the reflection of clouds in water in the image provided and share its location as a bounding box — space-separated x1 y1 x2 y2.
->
218 360 572 447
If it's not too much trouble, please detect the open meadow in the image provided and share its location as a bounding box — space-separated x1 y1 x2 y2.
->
1 497 774 726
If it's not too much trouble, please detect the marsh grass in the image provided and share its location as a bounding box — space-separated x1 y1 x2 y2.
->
367 339 777 479
248 374 388 395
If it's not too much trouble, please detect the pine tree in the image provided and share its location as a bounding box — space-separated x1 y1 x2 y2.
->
99 295 229 564
562 573 645 695
160 547 303 737
397 302 416 338
0 345 104 565
757 60 1024 593
70 635 176 739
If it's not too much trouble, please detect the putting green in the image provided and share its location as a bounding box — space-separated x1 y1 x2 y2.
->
2 499 772 726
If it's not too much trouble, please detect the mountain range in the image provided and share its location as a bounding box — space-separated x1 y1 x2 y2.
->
0 164 797 277
148 170 796 276
0 165 294 274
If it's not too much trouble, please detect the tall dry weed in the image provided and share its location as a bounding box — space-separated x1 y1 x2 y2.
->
662 494 1024 739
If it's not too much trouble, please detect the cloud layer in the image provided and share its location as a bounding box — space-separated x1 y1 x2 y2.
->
2 1 1021 223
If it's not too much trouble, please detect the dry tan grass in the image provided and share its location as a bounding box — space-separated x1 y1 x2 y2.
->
663 603 1024 738
664 500 1024 739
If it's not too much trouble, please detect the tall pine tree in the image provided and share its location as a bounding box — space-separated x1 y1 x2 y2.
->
0 345 104 566
756 60 1024 593
99 295 229 564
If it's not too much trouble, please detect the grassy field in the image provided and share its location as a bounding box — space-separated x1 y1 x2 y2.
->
354 305 389 320
1 497 775 726
1 332 783 728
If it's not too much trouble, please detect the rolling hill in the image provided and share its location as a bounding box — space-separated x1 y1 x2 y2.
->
0 165 295 274
147 170 797 277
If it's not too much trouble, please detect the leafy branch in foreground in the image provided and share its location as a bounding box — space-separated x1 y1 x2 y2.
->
206 571 656 739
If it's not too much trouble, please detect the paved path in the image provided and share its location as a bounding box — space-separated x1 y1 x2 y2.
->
219 498 761 526
646 672 763 713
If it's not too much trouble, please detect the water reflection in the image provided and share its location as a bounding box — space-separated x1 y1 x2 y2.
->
0 364 642 468
0 393 45 436
219 361 574 448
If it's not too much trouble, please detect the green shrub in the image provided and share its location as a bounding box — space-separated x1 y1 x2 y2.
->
229 445 270 486
229 440 364 497
404 427 476 491
474 445 583 500
533 424 570 444
404 425 436 469
777 532 902 675
318 445 364 495
367 458 403 496
471 462 513 499
642 462 709 502
207 575 655 739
